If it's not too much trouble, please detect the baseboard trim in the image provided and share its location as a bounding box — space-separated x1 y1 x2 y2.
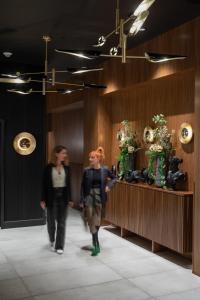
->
1 218 46 229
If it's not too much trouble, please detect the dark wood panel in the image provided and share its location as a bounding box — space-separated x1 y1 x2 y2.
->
70 163 83 206
106 182 192 254
0 94 45 228
51 108 83 164
193 17 200 276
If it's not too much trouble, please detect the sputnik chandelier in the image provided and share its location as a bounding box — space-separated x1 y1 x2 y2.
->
0 36 106 95
55 0 186 64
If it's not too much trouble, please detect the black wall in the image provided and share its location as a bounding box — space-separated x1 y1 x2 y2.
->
0 91 45 228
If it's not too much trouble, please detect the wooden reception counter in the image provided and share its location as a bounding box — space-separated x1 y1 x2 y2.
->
105 181 193 254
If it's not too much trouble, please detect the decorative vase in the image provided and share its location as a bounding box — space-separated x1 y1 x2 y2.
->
128 152 136 171
155 155 166 187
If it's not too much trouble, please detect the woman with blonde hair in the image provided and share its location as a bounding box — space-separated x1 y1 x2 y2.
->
40 145 72 254
81 147 116 256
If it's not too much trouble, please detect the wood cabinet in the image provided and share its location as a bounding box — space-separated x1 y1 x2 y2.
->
106 181 193 254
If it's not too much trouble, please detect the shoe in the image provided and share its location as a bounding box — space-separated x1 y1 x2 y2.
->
91 246 100 256
96 245 100 254
56 249 64 255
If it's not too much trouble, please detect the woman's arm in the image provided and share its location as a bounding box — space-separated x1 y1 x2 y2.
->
67 165 72 202
40 166 48 209
106 167 117 190
80 169 87 206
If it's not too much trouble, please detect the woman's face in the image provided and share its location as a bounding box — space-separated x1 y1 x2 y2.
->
89 154 99 166
56 149 68 162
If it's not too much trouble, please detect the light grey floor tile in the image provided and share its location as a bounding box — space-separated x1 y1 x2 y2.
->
0 263 18 281
0 251 7 264
130 269 200 297
106 255 180 278
34 279 151 300
14 253 101 277
23 265 121 295
0 208 197 300
0 278 30 300
96 245 153 264
156 287 200 299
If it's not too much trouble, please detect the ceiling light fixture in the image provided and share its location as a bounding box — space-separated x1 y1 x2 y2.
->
129 10 149 36
7 89 33 95
144 52 187 63
0 37 106 95
3 51 13 58
66 67 103 74
55 1 185 65
0 77 31 84
133 0 156 17
54 49 186 63
86 0 157 63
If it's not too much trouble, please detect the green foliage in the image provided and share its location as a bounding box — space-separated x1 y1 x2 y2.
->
145 114 172 187
117 120 140 178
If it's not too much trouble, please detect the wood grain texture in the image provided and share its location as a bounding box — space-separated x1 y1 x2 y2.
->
51 108 83 164
50 108 84 206
70 162 83 206
110 70 194 191
46 17 200 274
193 17 200 276
106 182 192 254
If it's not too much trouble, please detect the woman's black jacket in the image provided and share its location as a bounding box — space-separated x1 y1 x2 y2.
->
42 163 71 207
81 166 116 204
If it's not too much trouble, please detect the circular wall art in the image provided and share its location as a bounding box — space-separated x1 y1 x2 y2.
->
143 126 154 143
178 123 193 144
13 132 36 155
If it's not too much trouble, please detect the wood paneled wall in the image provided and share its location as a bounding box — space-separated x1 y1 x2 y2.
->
193 17 200 276
51 108 83 164
109 70 194 191
46 17 200 275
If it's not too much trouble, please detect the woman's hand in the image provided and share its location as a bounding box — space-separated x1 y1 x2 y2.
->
40 201 46 210
79 203 84 209
68 201 74 208
105 186 111 193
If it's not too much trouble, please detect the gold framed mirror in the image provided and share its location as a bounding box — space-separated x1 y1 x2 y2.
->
143 126 154 143
178 123 193 144
13 132 36 155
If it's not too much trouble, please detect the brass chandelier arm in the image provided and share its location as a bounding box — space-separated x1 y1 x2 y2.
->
30 79 84 87
104 16 132 40
100 54 146 59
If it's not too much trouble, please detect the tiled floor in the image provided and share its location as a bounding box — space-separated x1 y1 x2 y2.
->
0 208 200 300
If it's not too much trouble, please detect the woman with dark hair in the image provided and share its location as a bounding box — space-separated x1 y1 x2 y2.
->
81 147 116 256
40 145 72 254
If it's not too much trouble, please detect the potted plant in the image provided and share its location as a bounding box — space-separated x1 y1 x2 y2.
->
117 120 140 180
145 114 172 187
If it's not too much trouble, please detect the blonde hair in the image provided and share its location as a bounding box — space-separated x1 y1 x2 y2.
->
50 145 69 166
89 146 105 164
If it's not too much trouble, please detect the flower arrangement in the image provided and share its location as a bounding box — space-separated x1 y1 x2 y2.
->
145 114 172 187
117 120 140 179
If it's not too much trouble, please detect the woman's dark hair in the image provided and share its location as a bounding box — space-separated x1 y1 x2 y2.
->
50 145 69 165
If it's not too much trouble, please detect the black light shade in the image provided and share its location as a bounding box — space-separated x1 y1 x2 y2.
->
66 67 103 74
145 52 187 63
0 76 31 84
55 49 101 59
84 82 107 89
7 88 32 94
57 88 84 94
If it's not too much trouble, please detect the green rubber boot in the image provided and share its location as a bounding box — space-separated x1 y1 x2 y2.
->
96 245 100 254
91 245 99 256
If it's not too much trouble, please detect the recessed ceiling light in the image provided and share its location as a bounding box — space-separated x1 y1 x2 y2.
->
3 51 13 58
